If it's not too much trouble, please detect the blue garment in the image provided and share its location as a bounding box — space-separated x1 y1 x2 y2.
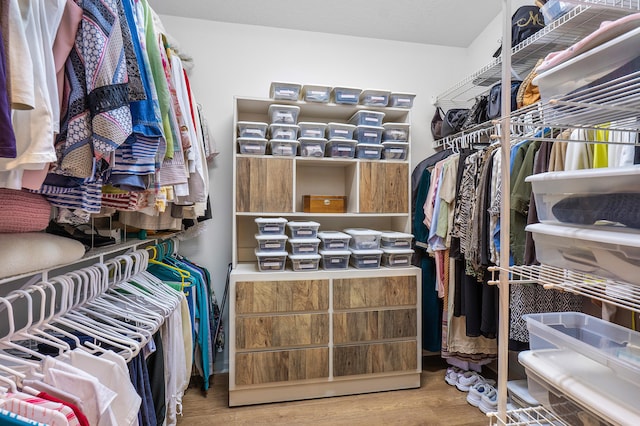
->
129 351 157 426
0 410 48 426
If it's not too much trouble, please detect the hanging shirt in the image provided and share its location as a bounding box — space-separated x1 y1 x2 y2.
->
0 408 49 426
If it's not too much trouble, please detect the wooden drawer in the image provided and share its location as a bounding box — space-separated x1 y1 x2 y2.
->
236 279 329 314
333 275 417 310
236 313 329 349
359 162 408 213
236 348 329 385
333 340 417 377
236 157 293 212
333 309 417 344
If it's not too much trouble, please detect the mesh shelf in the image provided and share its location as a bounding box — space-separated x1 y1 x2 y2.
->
488 405 570 425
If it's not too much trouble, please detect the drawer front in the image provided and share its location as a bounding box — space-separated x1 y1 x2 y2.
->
236 157 293 212
333 275 417 310
236 313 329 349
236 347 329 385
333 340 417 377
333 309 417 344
359 162 408 213
236 279 329 314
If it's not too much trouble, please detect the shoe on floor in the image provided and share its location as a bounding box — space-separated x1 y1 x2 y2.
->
478 387 498 414
444 366 463 386
467 382 494 407
455 371 496 392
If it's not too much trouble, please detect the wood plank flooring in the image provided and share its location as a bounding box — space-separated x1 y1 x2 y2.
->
177 357 490 426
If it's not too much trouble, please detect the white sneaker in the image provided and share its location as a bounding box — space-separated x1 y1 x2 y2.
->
467 382 494 407
478 387 498 414
444 366 463 386
455 371 496 392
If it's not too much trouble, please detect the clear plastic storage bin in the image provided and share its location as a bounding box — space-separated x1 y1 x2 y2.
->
326 122 356 139
298 122 328 139
349 248 383 269
255 250 287 272
238 137 267 155
382 123 410 142
359 89 390 107
526 166 640 230
382 141 408 160
319 250 350 270
348 110 385 127
287 220 320 239
540 0 573 23
255 217 288 235
237 121 268 139
326 139 356 158
289 254 321 271
288 237 320 255
268 104 300 124
255 234 288 252
299 137 327 157
269 139 298 157
381 248 414 267
317 231 351 251
356 143 382 160
332 87 362 104
269 82 301 101
354 125 384 144
302 85 331 103
269 123 299 140
380 231 413 249
388 93 416 108
526 223 640 286
344 228 382 250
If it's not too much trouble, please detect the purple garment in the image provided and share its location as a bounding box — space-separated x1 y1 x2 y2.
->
0 28 17 159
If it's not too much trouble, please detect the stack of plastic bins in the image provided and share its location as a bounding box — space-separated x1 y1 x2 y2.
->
318 231 352 270
344 228 383 269
286 221 321 271
254 217 289 272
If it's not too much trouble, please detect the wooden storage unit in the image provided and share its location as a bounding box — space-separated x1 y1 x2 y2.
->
230 96 421 406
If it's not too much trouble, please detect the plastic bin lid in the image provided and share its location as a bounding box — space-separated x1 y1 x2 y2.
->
327 122 356 129
287 220 320 227
268 104 301 112
318 231 351 239
255 234 288 240
332 86 362 92
298 121 328 128
390 92 416 97
238 137 267 143
382 248 415 254
327 139 357 145
319 249 351 256
356 125 384 130
269 139 299 145
382 141 409 147
361 88 391 95
255 217 288 224
350 110 385 118
269 123 300 129
382 122 410 130
344 228 383 236
302 84 331 91
238 121 268 127
350 248 384 255
254 249 288 257
526 223 640 247
525 165 640 193
357 143 383 150
288 253 321 260
380 231 414 239
298 137 328 143
288 237 320 243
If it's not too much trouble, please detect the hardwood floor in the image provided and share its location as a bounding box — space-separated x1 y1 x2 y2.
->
177 357 490 426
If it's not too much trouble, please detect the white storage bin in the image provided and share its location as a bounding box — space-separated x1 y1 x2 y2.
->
319 249 350 270
238 137 268 155
388 93 416 108
298 122 328 139
268 104 301 124
299 137 327 157
356 143 382 160
332 86 362 104
255 234 288 252
533 26 640 124
382 141 408 160
287 220 320 239
349 248 383 269
540 0 573 23
354 125 384 144
359 89 390 107
302 85 331 103
289 253 321 271
269 123 299 140
380 231 413 249
269 82 301 101
344 228 382 250
527 223 640 286
326 122 356 139
317 231 351 251
381 248 414 267
237 121 268 139
269 139 298 157
288 237 320 255
382 123 410 142
255 217 288 235
348 110 385 127
326 139 356 158
526 166 640 230
255 250 288 272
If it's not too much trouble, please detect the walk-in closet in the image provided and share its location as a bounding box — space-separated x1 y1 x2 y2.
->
1 0 639 425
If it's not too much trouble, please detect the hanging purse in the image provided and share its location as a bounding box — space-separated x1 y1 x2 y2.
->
461 95 489 130
431 107 445 140
441 108 470 138
486 80 522 119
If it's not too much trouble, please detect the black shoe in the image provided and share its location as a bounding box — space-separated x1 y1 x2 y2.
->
46 221 116 249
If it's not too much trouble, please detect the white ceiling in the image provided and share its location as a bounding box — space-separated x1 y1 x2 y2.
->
149 0 502 48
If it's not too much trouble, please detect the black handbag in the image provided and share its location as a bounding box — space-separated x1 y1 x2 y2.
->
431 107 445 140
486 80 522 120
461 95 489 130
441 108 470 138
